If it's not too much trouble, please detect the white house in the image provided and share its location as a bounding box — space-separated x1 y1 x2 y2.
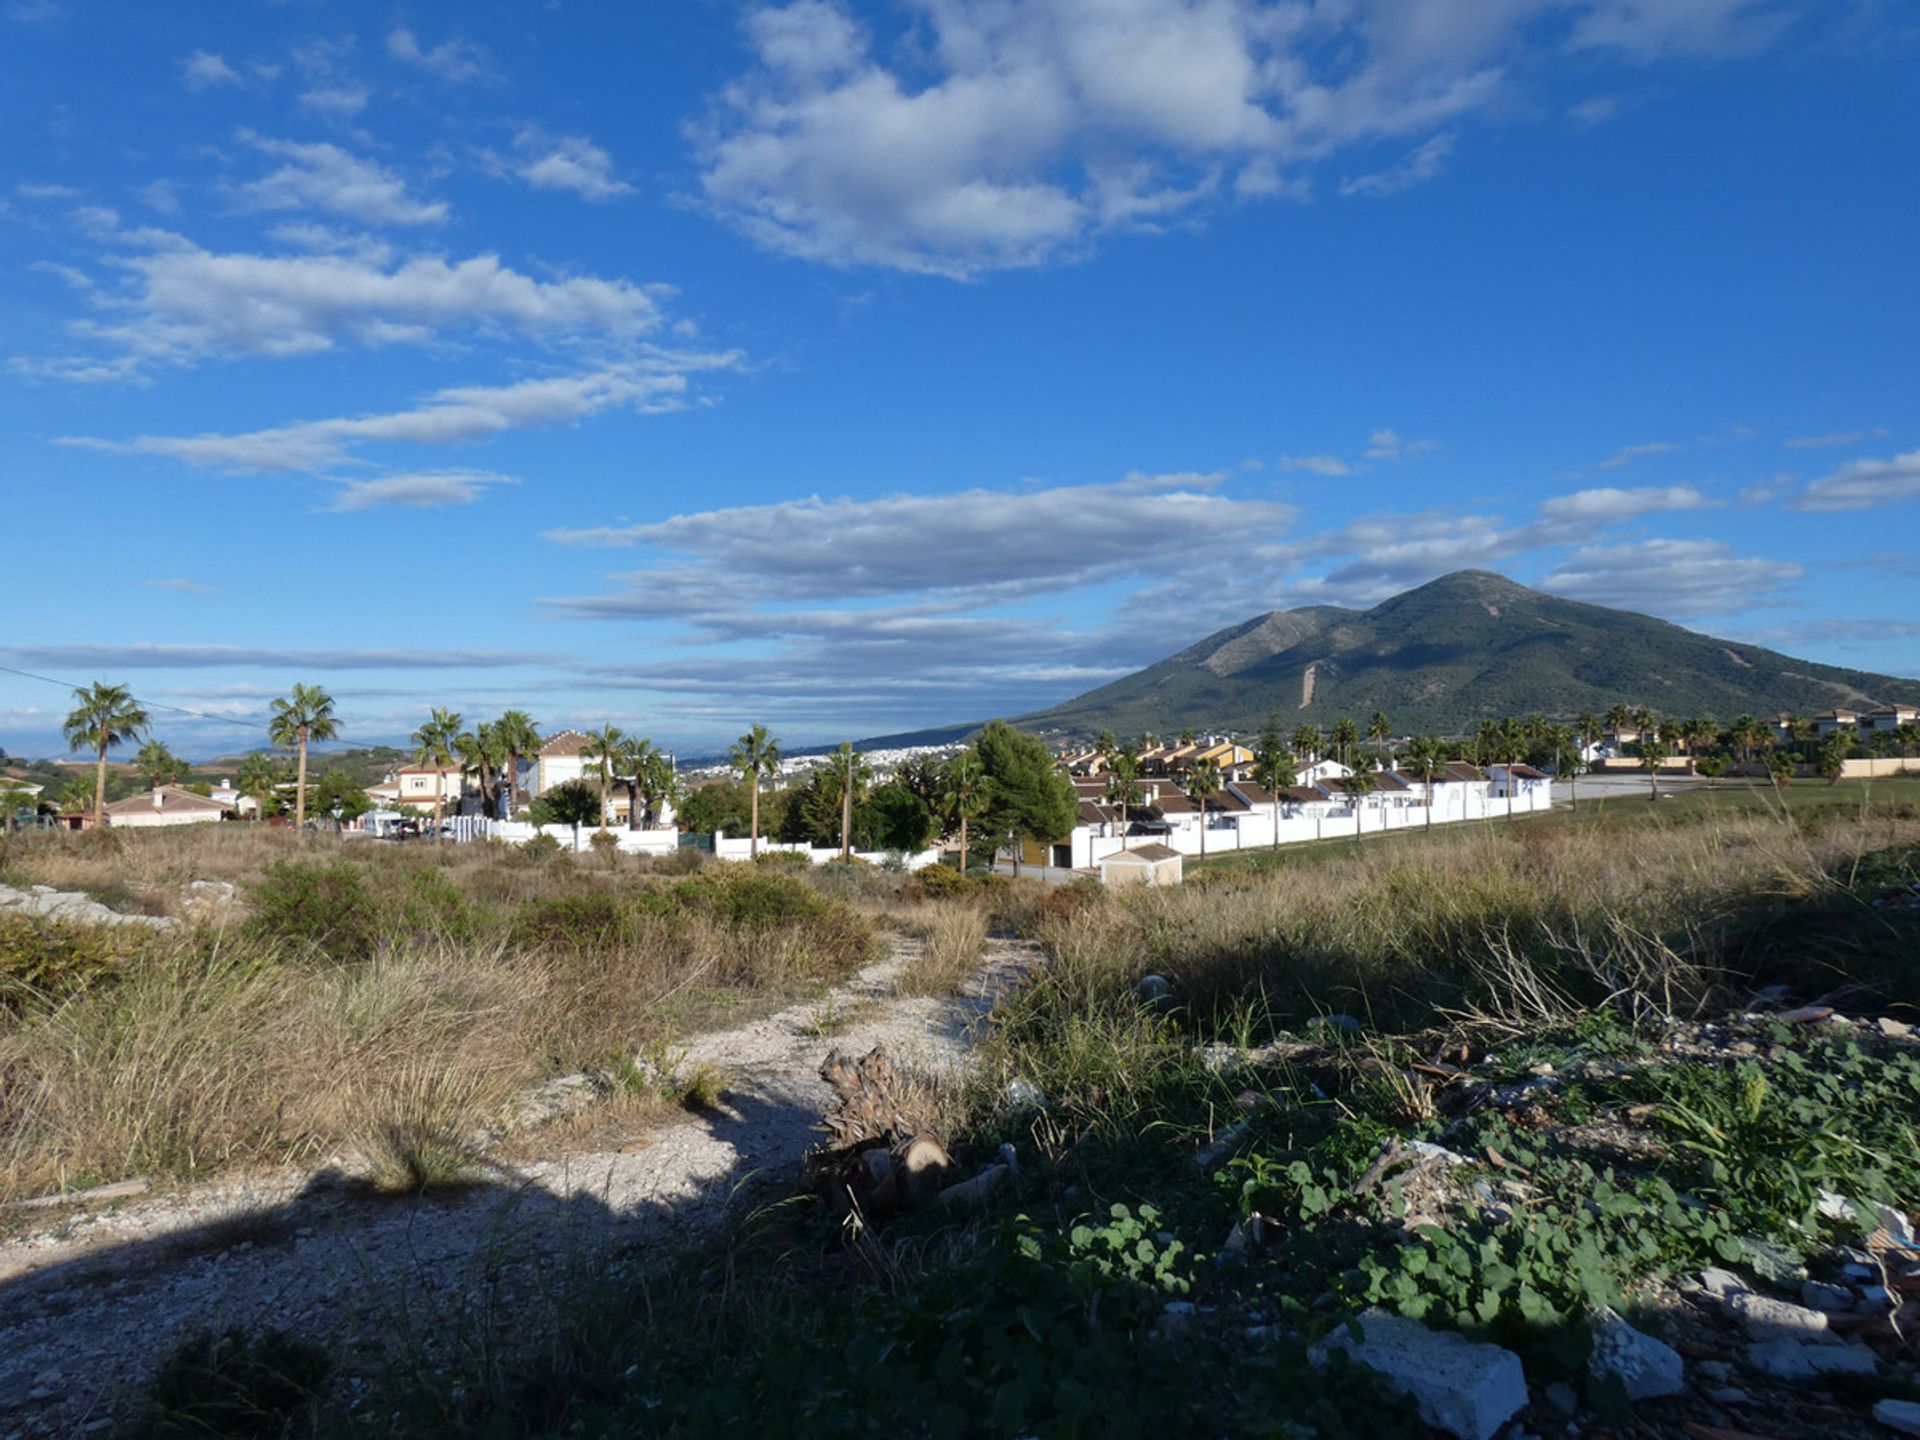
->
104 785 228 828
394 765 465 811
1861 706 1919 736
1813 710 1858 738
532 730 593 796
1099 842 1184 887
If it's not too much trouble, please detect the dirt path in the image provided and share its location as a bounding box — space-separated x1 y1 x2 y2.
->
0 935 1039 1436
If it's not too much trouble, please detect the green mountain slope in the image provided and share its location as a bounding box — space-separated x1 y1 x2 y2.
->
867 571 1920 745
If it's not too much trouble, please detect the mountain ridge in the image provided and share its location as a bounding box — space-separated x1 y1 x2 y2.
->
858 571 1920 747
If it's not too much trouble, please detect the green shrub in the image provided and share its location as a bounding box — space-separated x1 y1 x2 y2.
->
521 833 562 860
0 913 151 1016
246 860 377 960
140 1326 328 1439
246 861 479 963
511 893 636 954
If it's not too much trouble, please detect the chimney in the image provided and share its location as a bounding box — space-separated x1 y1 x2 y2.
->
152 786 164 809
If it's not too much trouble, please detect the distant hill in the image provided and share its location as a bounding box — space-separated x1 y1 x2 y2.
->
866 571 1920 744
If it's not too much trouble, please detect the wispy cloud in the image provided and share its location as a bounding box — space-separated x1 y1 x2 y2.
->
68 358 737 472
233 134 445 227
146 577 215 594
1792 448 1920 511
326 469 517 512
1339 134 1456 198
0 643 562 670
493 127 633 201
1274 454 1352 477
386 27 493 83
1539 537 1802 617
180 50 240 91
1593 440 1681 470
1784 426 1889 449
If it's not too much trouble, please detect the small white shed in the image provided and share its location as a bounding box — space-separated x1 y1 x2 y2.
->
1099 842 1184 888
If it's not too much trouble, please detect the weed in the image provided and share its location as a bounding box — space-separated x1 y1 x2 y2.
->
139 1326 327 1439
897 902 986 997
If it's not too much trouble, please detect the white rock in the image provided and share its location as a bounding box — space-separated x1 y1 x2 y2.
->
1726 1291 1829 1340
1875 1398 1920 1435
1589 1308 1685 1400
1744 1338 1877 1381
1699 1267 1750 1298
1311 1309 1527 1440
1870 1202 1917 1249
1818 1189 1858 1222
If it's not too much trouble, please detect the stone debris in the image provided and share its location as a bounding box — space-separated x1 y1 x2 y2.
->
1699 1267 1751 1298
1310 1308 1527 1440
1744 1337 1878 1381
1726 1291 1830 1340
0 882 171 928
1587 1308 1684 1400
1800 1280 1854 1312
1875 1398 1920 1435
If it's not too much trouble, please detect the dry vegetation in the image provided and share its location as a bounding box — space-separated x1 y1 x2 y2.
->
0 828 907 1201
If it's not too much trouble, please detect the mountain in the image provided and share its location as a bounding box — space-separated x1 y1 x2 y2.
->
863 571 1920 745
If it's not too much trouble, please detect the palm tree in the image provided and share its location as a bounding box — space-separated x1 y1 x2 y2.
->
1640 735 1670 801
1292 723 1321 763
135 738 185 790
1544 723 1579 812
62 680 150 826
57 772 96 816
410 707 462 839
1104 751 1143 849
1344 766 1378 841
1186 758 1221 859
1254 715 1294 850
1818 735 1849 786
730 723 780 859
1404 736 1444 829
235 751 279 821
1766 749 1796 791
1685 717 1718 776
1896 723 1920 761
268 683 339 830
455 722 507 818
1728 714 1762 764
1330 717 1360 768
617 736 659 831
581 724 626 829
1575 712 1601 765
635 745 679 830
833 742 872 860
939 751 987 874
1366 711 1391 764
493 710 541 817
1497 717 1527 820
1604 703 1632 743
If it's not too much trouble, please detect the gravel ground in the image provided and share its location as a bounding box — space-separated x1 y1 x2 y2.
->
0 934 1038 1436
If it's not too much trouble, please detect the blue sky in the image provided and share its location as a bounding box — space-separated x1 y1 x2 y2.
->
2 0 1916 760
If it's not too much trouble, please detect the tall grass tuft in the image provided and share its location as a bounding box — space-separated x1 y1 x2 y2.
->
898 903 988 997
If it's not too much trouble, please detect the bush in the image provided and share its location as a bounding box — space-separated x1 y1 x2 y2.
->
140 1326 328 1439
0 913 152 1016
511 893 636 955
245 860 479 963
521 833 562 860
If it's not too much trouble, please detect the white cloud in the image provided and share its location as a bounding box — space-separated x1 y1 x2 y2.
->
1363 429 1440 462
1568 95 1620 127
327 469 517 511
1783 426 1889 449
544 473 1293 610
693 0 1804 275
181 50 240 91
36 217 674 373
502 127 632 201
1566 0 1785 60
1339 133 1456 198
147 577 215 594
1592 439 1681 470
0 643 559 670
1538 537 1802 616
1536 484 1710 523
386 27 493 83
1793 448 1920 511
140 180 180 215
15 182 79 199
70 358 738 471
234 135 445 227
298 86 370 120
1275 454 1352 477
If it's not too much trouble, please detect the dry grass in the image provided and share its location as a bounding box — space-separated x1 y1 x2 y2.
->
1015 806 1920 1046
896 903 988 998
0 830 881 1201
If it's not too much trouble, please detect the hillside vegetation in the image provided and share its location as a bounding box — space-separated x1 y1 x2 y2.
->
872 571 1920 745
